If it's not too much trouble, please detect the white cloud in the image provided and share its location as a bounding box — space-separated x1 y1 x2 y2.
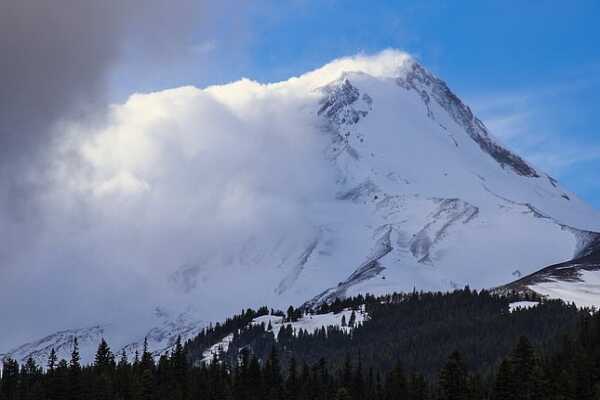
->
93 171 150 197
2 51 418 350
483 111 532 142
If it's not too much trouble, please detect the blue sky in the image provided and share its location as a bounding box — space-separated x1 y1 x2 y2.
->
112 0 600 208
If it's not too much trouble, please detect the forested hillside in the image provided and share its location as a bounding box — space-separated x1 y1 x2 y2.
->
185 290 582 377
2 289 599 400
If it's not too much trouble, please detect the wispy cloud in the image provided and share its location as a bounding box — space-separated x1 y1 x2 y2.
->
468 79 600 205
470 79 600 176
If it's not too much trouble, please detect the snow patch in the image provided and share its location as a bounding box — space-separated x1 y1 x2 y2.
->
530 270 600 308
508 301 540 312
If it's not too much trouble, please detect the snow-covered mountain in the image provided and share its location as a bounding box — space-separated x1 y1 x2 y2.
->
0 307 205 368
3 50 600 365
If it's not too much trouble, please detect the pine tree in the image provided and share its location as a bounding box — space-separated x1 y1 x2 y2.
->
94 338 114 372
140 337 155 372
21 361 44 400
171 336 188 400
493 359 514 400
20 357 43 400
140 369 154 400
69 338 83 400
48 348 58 371
439 351 468 400
55 359 70 400
348 311 357 328
286 357 298 400
287 306 296 322
115 350 131 400
386 361 407 400
352 354 365 400
23 357 41 376
342 354 353 389
409 372 429 400
248 355 262 400
118 350 128 368
1 358 19 400
47 349 59 400
264 347 282 399
510 336 545 400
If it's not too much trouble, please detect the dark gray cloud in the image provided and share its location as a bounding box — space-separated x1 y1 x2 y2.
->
0 1 118 165
0 0 243 215
0 0 247 348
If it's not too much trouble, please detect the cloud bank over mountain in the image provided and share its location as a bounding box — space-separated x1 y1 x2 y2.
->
0 49 405 349
0 0 246 349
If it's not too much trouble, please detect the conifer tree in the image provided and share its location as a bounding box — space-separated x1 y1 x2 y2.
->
140 369 154 400
140 337 155 372
69 338 83 400
48 348 58 371
352 354 365 400
1 358 19 400
439 351 468 400
386 362 407 400
46 349 59 400
118 350 128 368
115 350 131 400
409 372 429 400
55 359 70 400
94 338 114 372
510 336 544 400
286 357 298 400
493 359 514 400
171 336 188 400
349 311 357 328
248 355 263 400
22 357 42 396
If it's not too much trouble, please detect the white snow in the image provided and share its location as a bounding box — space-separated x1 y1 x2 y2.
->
200 333 234 364
1 307 207 367
508 301 540 312
253 307 366 337
530 270 600 309
199 307 367 364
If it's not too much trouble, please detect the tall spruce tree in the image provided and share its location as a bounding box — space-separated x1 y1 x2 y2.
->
439 351 468 400
69 338 83 400
94 338 114 373
48 348 58 371
493 359 514 400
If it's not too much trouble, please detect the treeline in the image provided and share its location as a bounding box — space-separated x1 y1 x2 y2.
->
185 289 582 377
4 319 600 400
2 289 600 400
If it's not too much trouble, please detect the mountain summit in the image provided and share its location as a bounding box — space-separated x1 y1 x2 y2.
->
3 50 600 365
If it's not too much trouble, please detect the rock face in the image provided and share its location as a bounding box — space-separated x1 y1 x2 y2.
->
3 50 600 365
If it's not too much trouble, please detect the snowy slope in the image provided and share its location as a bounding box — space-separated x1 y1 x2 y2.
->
1 307 206 368
496 245 600 308
4 50 600 365
508 301 540 312
200 307 366 364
